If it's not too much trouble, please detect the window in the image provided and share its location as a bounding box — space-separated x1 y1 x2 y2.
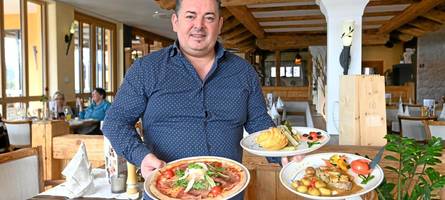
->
74 12 116 100
0 0 46 119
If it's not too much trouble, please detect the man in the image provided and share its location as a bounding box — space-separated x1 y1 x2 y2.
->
103 0 299 198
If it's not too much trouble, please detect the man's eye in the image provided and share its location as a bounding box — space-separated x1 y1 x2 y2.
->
205 16 215 22
185 15 194 19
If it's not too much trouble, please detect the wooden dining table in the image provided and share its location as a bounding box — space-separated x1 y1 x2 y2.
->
31 144 445 200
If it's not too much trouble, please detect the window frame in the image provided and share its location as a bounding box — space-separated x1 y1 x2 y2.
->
0 0 47 118
74 11 117 100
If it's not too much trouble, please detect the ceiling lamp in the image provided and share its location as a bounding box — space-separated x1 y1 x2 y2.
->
294 50 302 65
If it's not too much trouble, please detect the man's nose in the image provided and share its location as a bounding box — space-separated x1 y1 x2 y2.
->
193 17 205 30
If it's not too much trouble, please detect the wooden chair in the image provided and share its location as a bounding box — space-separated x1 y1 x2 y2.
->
423 120 445 141
398 115 437 142
0 147 44 199
4 119 32 149
402 103 422 116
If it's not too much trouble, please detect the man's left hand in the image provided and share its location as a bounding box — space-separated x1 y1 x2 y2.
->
281 155 305 166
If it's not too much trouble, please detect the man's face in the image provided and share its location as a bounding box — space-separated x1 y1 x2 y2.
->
171 0 223 57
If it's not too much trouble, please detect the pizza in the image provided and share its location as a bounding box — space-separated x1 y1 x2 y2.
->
149 157 248 200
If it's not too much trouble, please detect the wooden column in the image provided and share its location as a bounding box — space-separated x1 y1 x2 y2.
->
32 120 70 181
275 51 281 87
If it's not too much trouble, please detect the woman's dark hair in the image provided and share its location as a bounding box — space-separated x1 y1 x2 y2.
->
94 88 106 99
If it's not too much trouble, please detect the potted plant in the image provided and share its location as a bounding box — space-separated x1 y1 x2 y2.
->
376 134 445 200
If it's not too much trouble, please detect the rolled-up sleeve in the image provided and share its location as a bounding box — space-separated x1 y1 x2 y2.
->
103 59 152 166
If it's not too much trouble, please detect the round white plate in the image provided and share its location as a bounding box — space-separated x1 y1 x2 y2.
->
280 152 384 200
240 127 330 157
144 156 251 200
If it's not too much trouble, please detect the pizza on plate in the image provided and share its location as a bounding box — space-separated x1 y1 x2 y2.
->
149 157 247 200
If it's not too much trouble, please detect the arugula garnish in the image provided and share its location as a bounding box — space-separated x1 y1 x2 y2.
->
175 169 185 177
192 180 207 190
188 163 203 169
174 179 188 188
307 141 320 148
358 174 375 184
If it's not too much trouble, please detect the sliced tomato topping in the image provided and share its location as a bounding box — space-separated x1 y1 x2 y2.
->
210 186 222 196
351 159 371 175
163 169 174 179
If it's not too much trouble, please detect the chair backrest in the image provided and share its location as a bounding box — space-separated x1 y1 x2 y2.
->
398 115 438 142
4 120 32 148
0 147 43 199
423 120 445 141
404 104 422 116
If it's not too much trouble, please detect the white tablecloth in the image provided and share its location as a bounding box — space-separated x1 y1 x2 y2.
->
39 168 142 199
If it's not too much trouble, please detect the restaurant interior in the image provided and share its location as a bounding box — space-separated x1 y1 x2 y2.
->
1 0 445 199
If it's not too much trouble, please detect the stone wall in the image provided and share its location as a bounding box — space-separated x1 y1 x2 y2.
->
417 27 445 103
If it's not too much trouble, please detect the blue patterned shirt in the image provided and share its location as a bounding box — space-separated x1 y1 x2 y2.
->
103 41 274 168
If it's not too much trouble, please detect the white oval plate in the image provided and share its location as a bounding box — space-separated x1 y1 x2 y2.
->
240 127 330 157
144 156 250 200
280 152 384 200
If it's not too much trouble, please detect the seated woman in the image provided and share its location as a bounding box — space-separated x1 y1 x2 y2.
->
53 91 73 120
79 88 111 121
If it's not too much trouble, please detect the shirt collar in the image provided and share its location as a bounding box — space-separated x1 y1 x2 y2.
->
169 40 226 60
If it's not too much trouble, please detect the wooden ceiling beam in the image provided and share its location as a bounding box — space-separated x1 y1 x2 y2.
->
223 39 255 50
368 0 417 6
154 0 176 10
221 0 313 7
398 25 427 37
257 11 402 22
394 32 415 42
225 34 254 45
221 17 241 33
378 0 444 33
256 35 326 50
408 17 443 32
261 20 386 29
256 33 389 50
263 24 324 29
250 5 319 12
226 6 265 38
221 28 249 40
220 8 232 19
258 15 324 22
422 9 445 24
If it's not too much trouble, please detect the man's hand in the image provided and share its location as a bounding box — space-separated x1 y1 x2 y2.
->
281 155 305 166
141 153 166 179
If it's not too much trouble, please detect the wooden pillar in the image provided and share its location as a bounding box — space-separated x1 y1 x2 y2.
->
275 51 281 86
317 0 369 134
32 120 70 181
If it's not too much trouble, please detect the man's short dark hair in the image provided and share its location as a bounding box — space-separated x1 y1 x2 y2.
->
94 88 107 99
175 0 221 14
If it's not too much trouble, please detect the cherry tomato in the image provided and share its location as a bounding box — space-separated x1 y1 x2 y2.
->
163 169 174 179
210 186 222 196
212 162 222 168
351 159 371 175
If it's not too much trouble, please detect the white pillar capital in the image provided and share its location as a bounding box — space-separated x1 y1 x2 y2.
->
317 0 369 19
316 0 369 135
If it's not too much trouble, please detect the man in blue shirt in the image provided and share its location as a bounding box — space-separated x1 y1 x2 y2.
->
103 0 300 198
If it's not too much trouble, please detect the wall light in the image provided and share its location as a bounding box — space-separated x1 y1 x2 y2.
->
65 22 76 55
294 49 302 65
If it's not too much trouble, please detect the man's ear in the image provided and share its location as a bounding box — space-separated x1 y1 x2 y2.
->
171 13 178 32
217 16 223 34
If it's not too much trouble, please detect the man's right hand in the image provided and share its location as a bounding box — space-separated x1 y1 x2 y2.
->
141 153 166 179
